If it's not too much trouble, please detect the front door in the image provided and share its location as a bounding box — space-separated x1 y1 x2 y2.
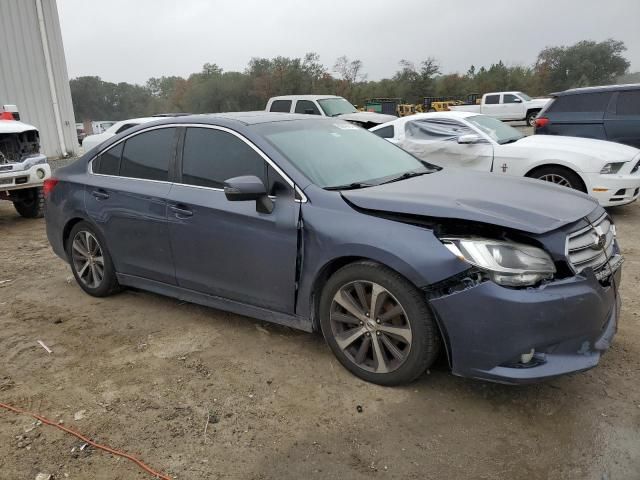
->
167 126 299 313
85 127 178 285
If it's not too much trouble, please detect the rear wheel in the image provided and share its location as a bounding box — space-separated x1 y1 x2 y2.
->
527 166 586 193
12 187 44 218
67 221 120 297
526 110 540 127
319 261 440 386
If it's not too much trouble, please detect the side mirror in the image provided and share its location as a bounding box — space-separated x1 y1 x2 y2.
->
224 175 273 214
457 134 480 144
513 98 523 103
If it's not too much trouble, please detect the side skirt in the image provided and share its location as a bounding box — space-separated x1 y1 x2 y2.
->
117 273 314 332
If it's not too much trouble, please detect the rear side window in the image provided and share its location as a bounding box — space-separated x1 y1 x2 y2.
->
93 143 123 176
181 128 266 189
270 100 292 113
373 125 395 138
485 95 500 105
295 100 321 115
120 128 176 181
616 91 640 116
547 92 611 113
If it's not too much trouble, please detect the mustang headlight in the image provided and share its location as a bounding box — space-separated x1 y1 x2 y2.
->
442 237 556 287
600 162 625 174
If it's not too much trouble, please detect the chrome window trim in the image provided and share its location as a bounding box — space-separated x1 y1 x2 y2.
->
87 123 308 203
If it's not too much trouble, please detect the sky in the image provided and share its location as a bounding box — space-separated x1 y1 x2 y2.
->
57 0 640 85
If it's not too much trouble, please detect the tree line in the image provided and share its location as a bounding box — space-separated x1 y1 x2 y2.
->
70 39 632 121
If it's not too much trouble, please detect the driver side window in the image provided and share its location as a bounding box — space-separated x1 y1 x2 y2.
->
405 119 473 141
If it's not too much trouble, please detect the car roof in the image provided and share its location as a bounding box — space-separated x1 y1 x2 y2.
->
148 111 326 126
553 83 640 96
269 95 342 101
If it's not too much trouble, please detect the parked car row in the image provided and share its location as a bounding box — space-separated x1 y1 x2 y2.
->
45 111 623 386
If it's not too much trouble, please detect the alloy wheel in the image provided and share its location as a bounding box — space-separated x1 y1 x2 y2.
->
329 281 412 374
538 173 572 187
71 230 105 289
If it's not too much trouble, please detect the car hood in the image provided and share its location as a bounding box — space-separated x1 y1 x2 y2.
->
514 135 640 162
337 112 397 125
341 169 599 234
0 120 38 134
529 97 551 108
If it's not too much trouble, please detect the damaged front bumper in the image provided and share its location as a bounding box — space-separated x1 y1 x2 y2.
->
0 154 50 192
429 267 621 384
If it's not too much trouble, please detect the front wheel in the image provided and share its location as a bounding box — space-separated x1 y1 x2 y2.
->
319 261 440 386
12 187 44 218
527 166 587 193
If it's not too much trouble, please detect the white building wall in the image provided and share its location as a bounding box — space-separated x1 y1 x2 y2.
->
0 0 77 159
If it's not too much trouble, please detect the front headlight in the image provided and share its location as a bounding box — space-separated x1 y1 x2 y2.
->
442 237 556 287
600 162 626 174
21 155 47 170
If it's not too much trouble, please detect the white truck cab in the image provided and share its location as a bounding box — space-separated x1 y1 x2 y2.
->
265 95 396 128
449 92 550 126
0 106 51 218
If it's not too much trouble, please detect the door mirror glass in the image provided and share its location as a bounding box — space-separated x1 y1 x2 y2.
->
457 134 480 144
224 175 273 213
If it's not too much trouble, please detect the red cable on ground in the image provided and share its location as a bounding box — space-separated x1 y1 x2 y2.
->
0 401 171 480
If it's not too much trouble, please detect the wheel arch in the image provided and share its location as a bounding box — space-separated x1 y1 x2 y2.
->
524 162 589 192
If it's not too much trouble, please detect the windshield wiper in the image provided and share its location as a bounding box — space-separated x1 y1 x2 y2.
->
376 170 430 186
324 182 373 191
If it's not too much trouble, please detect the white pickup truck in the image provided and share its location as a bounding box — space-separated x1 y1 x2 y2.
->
0 106 51 218
266 95 396 128
449 91 550 126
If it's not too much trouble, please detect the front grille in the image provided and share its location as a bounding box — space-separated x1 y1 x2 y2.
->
566 214 615 274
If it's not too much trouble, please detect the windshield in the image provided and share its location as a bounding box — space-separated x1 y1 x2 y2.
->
317 98 358 117
256 119 431 189
517 92 532 101
467 115 524 144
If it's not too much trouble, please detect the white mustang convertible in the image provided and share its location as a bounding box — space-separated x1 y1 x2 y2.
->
370 111 640 207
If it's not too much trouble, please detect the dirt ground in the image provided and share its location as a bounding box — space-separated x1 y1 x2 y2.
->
1 193 639 479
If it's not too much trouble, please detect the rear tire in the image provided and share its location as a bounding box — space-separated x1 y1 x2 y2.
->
12 187 44 218
526 110 540 127
66 221 120 297
319 261 440 386
527 166 587 193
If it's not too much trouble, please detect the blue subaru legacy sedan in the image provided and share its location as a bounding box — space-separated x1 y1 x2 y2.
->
45 113 622 385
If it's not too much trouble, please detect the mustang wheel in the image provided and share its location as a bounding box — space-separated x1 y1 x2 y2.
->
67 221 120 297
528 166 586 193
320 261 440 385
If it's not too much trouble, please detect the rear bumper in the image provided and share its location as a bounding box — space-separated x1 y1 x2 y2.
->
430 267 621 384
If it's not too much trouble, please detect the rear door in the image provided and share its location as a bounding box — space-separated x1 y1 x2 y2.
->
481 94 502 118
167 126 299 313
86 127 178 284
604 90 640 148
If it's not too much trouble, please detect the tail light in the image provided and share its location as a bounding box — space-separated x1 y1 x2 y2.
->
535 117 550 128
43 178 59 197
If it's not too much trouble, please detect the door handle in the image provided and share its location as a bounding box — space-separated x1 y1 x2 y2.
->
92 189 109 200
169 204 193 217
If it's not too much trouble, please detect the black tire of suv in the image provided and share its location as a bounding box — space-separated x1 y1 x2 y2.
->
12 187 45 218
526 110 540 127
527 165 587 193
66 221 120 297
319 261 440 386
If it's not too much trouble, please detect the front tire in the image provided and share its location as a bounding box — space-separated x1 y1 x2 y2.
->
66 221 120 297
12 187 44 218
527 166 587 193
319 261 440 386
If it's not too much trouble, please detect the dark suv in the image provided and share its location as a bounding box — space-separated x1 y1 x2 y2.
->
535 84 640 148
